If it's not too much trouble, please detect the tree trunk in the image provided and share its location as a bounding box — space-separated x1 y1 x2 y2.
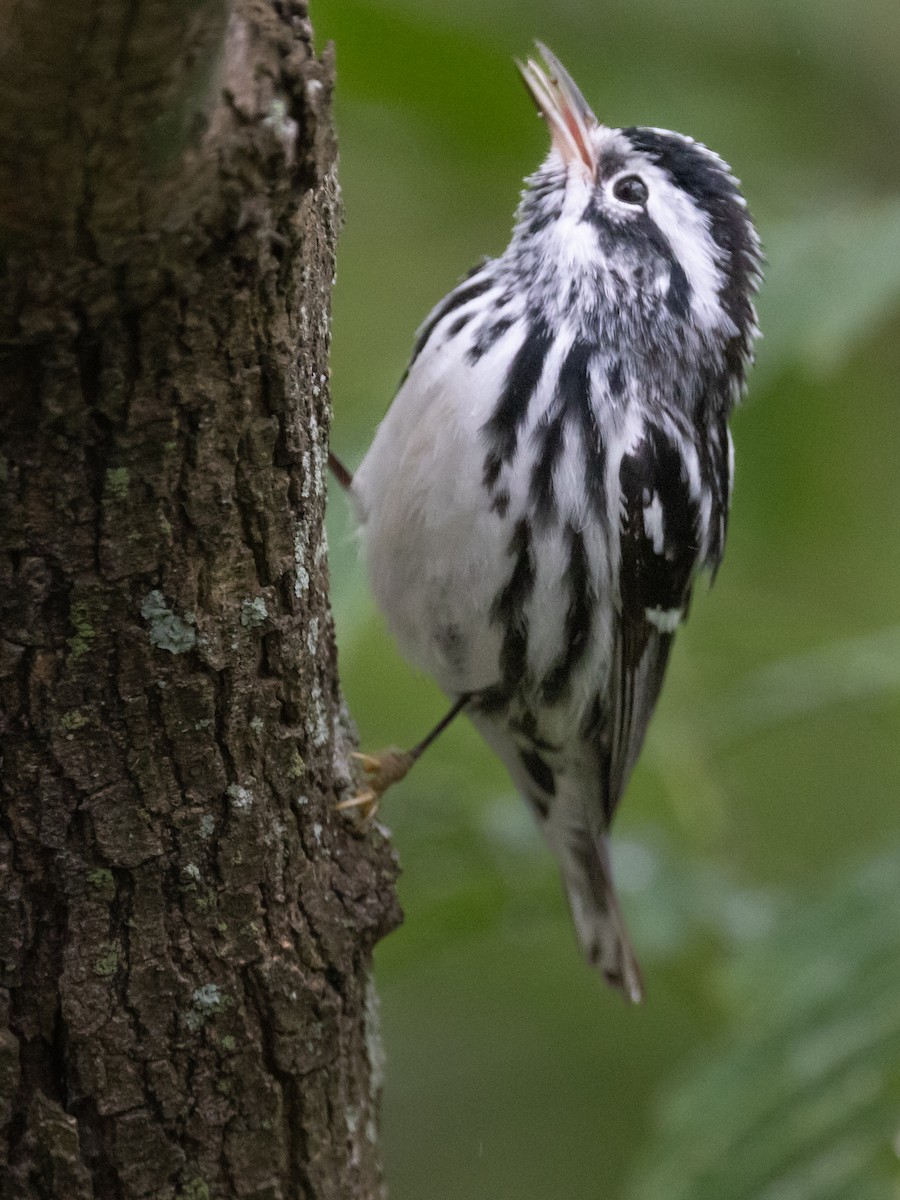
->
0 2 399 1197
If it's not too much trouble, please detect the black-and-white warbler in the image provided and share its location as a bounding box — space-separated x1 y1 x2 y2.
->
333 45 761 1002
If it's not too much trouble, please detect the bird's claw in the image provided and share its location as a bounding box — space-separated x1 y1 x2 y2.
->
335 787 380 822
335 748 414 822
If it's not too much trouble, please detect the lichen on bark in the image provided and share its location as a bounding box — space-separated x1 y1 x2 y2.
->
0 2 400 1197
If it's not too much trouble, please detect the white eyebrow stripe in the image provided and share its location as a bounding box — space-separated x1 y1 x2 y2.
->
641 161 736 336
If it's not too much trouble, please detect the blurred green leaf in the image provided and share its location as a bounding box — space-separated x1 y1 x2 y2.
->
697 624 900 746
758 201 900 381
628 852 900 1200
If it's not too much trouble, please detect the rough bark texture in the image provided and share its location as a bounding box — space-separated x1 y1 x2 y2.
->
0 2 400 1197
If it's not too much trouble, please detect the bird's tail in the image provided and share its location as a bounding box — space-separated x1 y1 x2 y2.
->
560 830 644 1004
463 710 643 1000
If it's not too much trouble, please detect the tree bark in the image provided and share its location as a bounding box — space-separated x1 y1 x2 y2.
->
0 2 400 1197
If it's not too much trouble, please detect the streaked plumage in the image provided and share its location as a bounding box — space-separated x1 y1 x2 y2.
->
349 46 761 1001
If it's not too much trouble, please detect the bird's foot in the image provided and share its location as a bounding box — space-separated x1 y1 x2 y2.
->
336 748 415 822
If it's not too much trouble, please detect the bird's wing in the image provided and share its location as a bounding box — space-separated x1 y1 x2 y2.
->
604 419 706 818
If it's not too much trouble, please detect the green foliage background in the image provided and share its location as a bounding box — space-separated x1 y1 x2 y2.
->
316 1 900 1195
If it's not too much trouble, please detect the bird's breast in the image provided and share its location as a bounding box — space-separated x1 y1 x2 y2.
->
353 307 621 718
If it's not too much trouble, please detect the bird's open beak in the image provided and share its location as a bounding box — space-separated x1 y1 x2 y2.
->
517 43 599 179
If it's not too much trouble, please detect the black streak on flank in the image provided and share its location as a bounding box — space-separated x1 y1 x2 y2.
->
490 518 536 693
529 340 605 524
608 359 625 398
492 519 535 628
491 489 510 518
512 709 559 752
447 312 474 337
481 321 553 490
483 451 503 492
560 339 606 518
404 273 495 379
520 744 556 792
529 409 565 523
468 315 515 364
521 746 556 798
541 524 592 706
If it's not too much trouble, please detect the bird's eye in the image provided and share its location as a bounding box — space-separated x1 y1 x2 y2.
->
612 175 648 206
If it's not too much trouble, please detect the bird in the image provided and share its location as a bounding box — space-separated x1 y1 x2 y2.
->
331 44 762 1002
